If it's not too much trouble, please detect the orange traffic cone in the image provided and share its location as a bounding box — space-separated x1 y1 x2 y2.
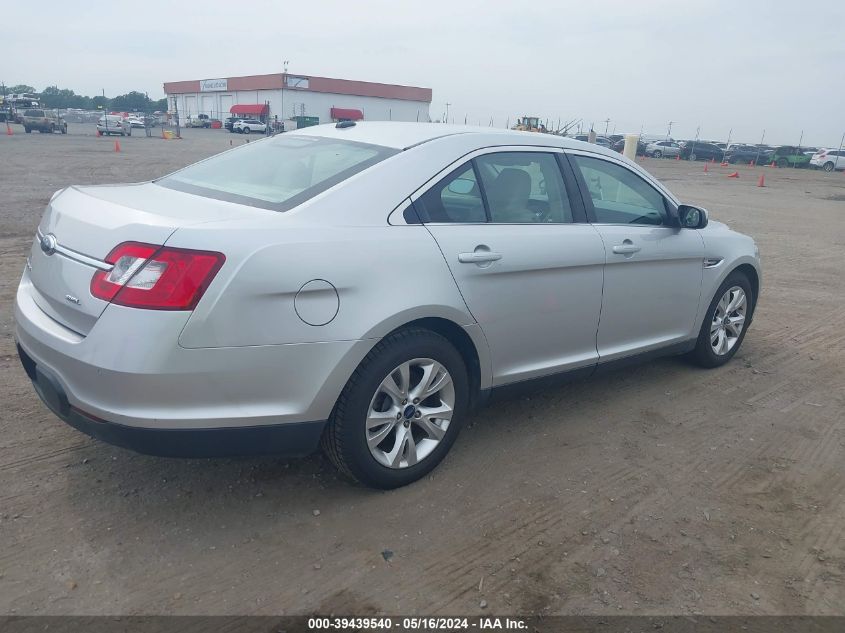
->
96 129 101 137
720 161 729 167
757 174 765 187
749 160 755 167
5 122 12 136
114 139 121 152
769 161 776 167
727 171 739 178
704 163 709 173
675 154 680 161
711 157 716 163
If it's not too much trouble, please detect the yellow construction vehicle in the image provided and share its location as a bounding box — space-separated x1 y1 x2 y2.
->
513 116 547 133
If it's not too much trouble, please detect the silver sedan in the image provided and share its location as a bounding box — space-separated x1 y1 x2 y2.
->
15 123 761 488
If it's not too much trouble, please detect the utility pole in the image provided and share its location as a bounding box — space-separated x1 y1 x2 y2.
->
173 96 181 139
754 129 766 167
445 102 451 124
281 60 289 131
833 132 845 175
603 118 611 135
667 121 675 140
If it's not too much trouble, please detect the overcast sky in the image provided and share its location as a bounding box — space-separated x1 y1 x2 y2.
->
4 1 843 145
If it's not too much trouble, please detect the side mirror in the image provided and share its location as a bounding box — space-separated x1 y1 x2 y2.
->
678 204 709 229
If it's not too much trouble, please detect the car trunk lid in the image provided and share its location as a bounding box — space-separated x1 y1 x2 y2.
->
27 182 258 335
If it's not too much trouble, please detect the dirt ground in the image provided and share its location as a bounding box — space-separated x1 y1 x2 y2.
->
1 124 844 616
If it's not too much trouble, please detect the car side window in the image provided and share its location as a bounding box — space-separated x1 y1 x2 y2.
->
571 155 668 226
475 152 573 224
414 163 486 223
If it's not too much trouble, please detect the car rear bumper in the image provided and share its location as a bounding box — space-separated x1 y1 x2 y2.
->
17 343 325 457
96 125 127 134
14 275 374 455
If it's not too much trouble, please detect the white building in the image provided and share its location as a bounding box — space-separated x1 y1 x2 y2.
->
163 72 432 125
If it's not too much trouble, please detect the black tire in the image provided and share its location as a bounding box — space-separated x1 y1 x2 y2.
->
823 161 834 173
61 124 67 134
322 328 469 489
24 127 31 133
777 158 788 168
243 127 251 134
689 153 697 161
653 150 662 159
689 271 755 368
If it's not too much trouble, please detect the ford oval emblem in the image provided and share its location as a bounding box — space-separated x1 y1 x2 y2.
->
40 233 58 256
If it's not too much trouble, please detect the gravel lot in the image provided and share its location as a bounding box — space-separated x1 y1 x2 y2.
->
1 124 844 616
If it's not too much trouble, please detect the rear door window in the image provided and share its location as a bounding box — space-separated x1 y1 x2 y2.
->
475 152 574 224
414 164 486 223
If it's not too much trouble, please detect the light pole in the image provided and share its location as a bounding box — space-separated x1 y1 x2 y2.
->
445 102 450 124
281 60 289 130
667 121 675 140
603 118 611 135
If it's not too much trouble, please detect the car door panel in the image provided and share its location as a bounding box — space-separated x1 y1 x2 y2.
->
427 224 606 384
413 149 605 386
567 151 705 361
592 225 704 359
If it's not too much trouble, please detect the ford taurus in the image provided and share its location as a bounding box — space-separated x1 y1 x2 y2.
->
15 122 761 488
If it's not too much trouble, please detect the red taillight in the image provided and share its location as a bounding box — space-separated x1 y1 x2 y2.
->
90 242 225 310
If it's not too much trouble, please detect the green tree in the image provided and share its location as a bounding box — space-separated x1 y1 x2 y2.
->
109 91 152 112
7 84 36 94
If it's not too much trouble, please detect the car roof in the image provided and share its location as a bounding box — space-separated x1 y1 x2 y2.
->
291 121 618 155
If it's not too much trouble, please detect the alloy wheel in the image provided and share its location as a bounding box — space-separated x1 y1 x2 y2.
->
710 286 747 356
366 358 455 469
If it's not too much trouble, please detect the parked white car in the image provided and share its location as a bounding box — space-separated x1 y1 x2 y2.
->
233 118 267 134
810 149 845 172
15 122 761 489
646 141 681 158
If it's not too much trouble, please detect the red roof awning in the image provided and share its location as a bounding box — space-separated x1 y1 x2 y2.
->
331 107 364 121
230 104 269 115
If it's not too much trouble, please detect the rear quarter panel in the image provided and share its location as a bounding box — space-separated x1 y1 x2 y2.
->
174 221 475 348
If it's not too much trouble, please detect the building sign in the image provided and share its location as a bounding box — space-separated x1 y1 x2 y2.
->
285 76 309 90
200 79 228 92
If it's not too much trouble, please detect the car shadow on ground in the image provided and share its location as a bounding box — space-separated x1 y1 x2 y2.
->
54 349 727 534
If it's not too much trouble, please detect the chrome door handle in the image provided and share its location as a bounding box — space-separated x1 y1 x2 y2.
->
612 242 641 255
458 252 502 264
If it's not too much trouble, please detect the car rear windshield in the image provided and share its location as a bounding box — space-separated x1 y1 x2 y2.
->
24 109 45 117
156 135 398 211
